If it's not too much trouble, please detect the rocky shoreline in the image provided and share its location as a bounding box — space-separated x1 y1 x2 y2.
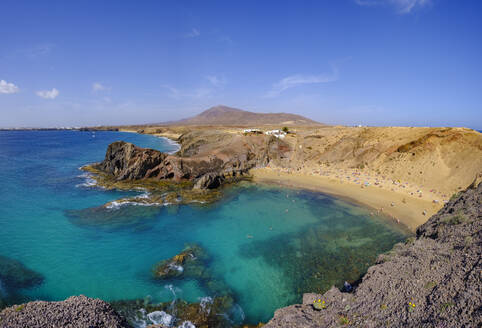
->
80 130 290 207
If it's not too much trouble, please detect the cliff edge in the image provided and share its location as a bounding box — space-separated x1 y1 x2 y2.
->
0 295 129 328
265 181 481 327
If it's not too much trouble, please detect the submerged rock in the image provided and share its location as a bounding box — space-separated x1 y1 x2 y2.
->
0 255 44 294
264 182 482 327
0 295 129 328
66 203 161 229
153 244 208 280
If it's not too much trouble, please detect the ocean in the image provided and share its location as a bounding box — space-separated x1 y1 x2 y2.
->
0 130 410 325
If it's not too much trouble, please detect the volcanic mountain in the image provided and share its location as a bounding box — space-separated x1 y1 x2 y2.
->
166 105 321 126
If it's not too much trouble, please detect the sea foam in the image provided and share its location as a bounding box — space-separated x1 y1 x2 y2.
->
147 311 174 326
158 136 181 155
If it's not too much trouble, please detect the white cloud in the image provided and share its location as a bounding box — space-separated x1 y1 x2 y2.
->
354 0 432 14
265 67 338 98
92 82 111 92
162 85 213 99
205 75 226 87
162 76 225 99
0 80 19 94
185 28 200 38
36 88 59 99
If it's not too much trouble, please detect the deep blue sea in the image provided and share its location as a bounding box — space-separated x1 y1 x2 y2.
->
0 130 410 325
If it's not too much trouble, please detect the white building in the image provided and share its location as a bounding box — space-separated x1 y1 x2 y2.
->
265 129 287 139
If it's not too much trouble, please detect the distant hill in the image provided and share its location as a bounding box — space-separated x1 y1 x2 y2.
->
166 105 321 126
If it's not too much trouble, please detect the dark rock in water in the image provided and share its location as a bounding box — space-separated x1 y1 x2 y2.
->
66 203 161 229
0 295 129 328
264 182 482 328
152 244 208 280
112 296 236 328
152 244 232 297
0 255 44 290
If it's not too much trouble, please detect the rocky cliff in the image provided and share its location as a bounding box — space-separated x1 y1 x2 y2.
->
92 131 290 190
265 182 481 327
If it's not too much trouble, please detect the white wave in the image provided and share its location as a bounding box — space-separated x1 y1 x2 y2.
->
75 172 98 188
158 136 181 154
147 311 174 326
168 263 184 273
199 296 213 314
136 192 151 199
104 200 163 209
178 321 196 328
131 308 147 328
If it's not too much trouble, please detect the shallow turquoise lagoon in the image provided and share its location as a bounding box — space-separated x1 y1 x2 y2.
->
0 130 410 324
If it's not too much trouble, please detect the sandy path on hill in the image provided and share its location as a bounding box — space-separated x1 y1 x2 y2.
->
251 167 444 231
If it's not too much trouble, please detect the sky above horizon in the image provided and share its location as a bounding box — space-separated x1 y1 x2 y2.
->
1 0 481 129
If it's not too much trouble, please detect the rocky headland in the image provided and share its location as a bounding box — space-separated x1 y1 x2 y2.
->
81 126 292 208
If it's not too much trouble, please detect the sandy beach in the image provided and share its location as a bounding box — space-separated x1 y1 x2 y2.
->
251 167 444 231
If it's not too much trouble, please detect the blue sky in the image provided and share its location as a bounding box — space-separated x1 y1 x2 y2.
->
1 0 481 129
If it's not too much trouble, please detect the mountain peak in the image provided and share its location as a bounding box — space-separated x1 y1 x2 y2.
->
169 105 321 126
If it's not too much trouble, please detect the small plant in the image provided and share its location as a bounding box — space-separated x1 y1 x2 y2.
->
15 305 24 312
440 302 455 312
444 213 467 225
408 301 416 313
380 304 388 310
404 237 415 245
449 192 460 201
282 126 289 133
339 315 350 325
464 235 473 246
312 299 327 310
424 281 437 290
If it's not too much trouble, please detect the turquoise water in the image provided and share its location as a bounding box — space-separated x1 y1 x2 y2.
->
0 130 410 324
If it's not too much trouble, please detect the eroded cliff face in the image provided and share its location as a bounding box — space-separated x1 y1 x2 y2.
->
92 132 291 190
265 182 481 328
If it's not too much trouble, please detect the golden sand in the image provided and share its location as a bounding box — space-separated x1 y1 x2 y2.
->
251 167 444 231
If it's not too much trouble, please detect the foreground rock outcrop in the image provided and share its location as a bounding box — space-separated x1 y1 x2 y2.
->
0 295 129 328
265 182 481 327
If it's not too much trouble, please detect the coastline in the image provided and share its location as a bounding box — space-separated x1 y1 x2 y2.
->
251 167 443 231
117 128 181 154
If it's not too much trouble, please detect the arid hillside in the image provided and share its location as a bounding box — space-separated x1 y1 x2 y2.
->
281 126 482 196
139 125 482 198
